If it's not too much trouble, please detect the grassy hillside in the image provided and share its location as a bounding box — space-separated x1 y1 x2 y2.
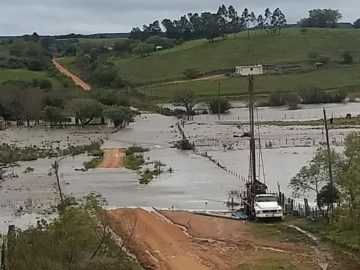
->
0 69 47 83
112 28 360 84
143 64 360 99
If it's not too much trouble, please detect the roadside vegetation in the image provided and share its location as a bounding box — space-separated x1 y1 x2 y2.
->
290 132 360 251
2 194 141 270
0 141 103 179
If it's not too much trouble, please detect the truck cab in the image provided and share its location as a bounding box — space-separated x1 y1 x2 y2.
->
254 194 283 220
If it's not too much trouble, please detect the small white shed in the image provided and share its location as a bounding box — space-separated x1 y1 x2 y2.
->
235 65 264 76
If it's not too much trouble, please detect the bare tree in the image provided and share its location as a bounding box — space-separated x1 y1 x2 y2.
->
173 90 198 120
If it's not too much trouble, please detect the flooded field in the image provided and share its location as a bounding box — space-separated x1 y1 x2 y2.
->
1 103 360 233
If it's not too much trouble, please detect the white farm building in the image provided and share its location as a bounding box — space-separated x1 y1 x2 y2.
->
235 65 264 76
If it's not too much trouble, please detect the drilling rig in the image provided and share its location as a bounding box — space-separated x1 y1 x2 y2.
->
237 67 268 216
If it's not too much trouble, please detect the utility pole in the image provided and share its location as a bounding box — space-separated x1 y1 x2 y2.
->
218 78 221 121
323 108 334 210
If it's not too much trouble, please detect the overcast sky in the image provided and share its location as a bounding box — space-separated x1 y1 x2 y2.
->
0 0 358 36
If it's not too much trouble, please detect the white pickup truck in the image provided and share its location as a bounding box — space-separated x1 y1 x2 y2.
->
254 194 283 220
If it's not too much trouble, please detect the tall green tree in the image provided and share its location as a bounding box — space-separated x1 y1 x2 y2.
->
103 106 135 129
67 98 104 126
299 9 342 28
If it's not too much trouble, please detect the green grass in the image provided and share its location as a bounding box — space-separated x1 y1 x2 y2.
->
234 257 296 270
249 222 316 245
124 154 144 170
293 218 360 251
113 28 360 84
141 64 360 99
0 69 47 83
56 56 82 76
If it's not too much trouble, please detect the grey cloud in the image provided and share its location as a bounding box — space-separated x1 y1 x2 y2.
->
0 0 358 35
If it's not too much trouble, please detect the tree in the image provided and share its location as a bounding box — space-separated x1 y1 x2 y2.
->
42 106 67 127
173 90 198 119
201 12 221 42
272 8 287 34
299 9 342 28
132 42 153 57
208 98 231 114
354 18 360 28
241 8 250 37
67 98 104 126
290 148 342 211
103 106 135 129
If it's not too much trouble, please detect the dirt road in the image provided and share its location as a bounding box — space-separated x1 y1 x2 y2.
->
108 208 319 270
163 74 225 85
52 59 91 91
97 148 125 168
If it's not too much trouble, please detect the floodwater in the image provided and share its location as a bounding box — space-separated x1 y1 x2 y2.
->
2 103 360 233
164 101 360 122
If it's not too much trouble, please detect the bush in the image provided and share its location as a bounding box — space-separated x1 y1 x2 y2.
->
207 98 231 114
285 93 301 110
125 145 149 156
124 154 145 170
39 79 52 90
268 90 287 106
183 68 201 79
299 88 347 104
341 51 353 64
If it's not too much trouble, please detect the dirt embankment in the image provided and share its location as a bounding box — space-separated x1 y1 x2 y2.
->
108 208 319 270
97 148 125 168
52 59 91 91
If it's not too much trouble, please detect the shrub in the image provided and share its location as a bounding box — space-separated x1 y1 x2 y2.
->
207 98 231 114
299 88 347 104
268 90 287 106
341 51 353 64
39 79 52 90
183 68 201 79
125 145 149 156
285 93 301 110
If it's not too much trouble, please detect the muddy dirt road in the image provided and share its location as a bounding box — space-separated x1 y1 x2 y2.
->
52 59 91 91
98 148 125 168
108 208 319 270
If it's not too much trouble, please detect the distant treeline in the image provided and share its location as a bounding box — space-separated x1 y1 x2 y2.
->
130 5 287 42
0 33 129 41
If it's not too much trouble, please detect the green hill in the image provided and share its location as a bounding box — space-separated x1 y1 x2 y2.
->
112 28 360 84
58 28 360 100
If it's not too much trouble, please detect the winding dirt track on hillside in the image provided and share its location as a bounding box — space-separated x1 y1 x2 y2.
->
97 148 125 168
52 58 91 91
107 208 319 270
